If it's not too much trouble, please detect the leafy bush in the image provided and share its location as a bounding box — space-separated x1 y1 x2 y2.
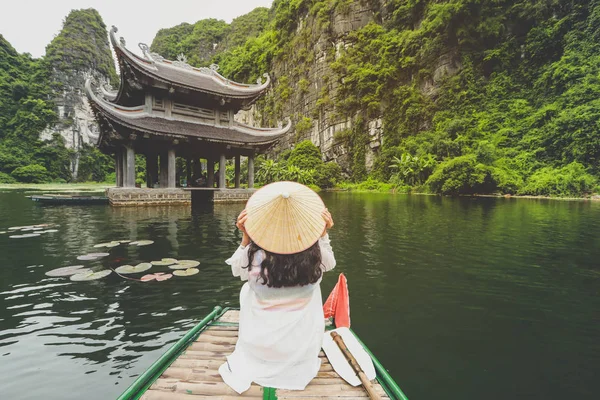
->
519 163 597 197
0 171 16 183
11 164 51 183
281 165 315 185
390 153 437 186
337 178 395 192
287 140 323 170
426 155 494 195
315 162 342 188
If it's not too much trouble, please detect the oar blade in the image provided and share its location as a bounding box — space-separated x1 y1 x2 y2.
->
322 327 376 386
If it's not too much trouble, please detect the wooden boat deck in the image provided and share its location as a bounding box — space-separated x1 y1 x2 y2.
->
141 310 390 399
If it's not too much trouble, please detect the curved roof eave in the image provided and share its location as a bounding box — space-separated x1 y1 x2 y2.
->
85 79 287 147
109 26 271 99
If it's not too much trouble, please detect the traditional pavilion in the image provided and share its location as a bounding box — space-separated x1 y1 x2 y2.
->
85 26 289 204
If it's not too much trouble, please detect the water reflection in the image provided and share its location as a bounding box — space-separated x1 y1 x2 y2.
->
0 191 599 399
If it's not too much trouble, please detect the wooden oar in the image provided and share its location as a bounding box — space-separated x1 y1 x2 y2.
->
330 332 381 399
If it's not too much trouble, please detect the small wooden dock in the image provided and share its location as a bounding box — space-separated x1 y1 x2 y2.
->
141 310 390 399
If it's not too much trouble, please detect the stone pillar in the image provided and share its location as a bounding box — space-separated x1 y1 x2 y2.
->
219 154 226 188
207 157 215 188
248 153 254 189
125 145 135 188
234 155 241 188
115 150 123 187
159 152 168 188
186 158 192 187
168 148 176 188
146 153 158 188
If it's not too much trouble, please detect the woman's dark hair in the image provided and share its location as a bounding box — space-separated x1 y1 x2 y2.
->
246 241 322 288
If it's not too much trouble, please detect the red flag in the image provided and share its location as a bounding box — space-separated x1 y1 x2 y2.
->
323 273 350 328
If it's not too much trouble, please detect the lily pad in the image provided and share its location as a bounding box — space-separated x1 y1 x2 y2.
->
94 241 120 248
177 260 200 268
151 258 177 266
130 240 154 246
173 268 199 277
46 265 91 277
87 253 109 258
10 233 41 239
140 272 172 282
8 226 30 231
115 263 152 274
168 264 192 270
70 270 112 281
77 254 103 261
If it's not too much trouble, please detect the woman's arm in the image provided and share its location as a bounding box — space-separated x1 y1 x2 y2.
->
320 208 336 271
225 209 251 281
225 245 250 281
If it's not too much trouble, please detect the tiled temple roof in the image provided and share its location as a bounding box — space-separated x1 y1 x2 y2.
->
85 79 290 147
110 26 270 101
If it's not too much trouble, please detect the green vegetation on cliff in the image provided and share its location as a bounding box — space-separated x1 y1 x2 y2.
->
45 9 118 84
0 9 115 184
152 0 600 197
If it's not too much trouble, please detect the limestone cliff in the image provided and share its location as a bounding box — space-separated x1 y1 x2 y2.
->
41 9 117 179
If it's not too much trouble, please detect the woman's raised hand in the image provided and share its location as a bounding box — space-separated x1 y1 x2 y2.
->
322 208 334 237
236 209 248 233
236 209 251 247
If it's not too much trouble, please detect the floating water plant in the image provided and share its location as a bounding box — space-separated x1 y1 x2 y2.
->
77 252 109 261
173 268 199 277
151 258 177 266
177 260 200 268
130 240 154 246
94 241 121 248
115 263 152 274
70 270 112 281
45 265 91 277
168 264 190 270
140 272 172 282
9 233 41 239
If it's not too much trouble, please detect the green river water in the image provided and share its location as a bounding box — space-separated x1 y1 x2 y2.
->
0 190 598 399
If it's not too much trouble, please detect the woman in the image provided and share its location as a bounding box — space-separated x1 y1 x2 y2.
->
219 182 336 393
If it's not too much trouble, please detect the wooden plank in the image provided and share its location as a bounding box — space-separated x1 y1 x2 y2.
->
151 379 262 397
277 383 388 397
195 335 237 344
187 342 235 352
178 351 228 361
218 310 240 323
199 329 238 337
169 359 225 370
204 326 239 332
142 391 261 400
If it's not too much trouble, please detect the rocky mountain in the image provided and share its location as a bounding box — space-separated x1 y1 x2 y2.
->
41 8 117 179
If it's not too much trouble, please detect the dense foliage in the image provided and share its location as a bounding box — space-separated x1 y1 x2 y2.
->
0 9 116 184
151 8 270 68
255 140 341 188
45 9 118 84
151 0 600 197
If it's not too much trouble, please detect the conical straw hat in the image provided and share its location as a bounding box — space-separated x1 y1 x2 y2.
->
245 181 326 254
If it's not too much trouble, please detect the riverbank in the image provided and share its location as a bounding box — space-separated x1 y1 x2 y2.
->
0 183 112 192
330 184 600 201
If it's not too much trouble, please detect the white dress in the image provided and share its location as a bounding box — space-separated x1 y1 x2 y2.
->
218 234 336 393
